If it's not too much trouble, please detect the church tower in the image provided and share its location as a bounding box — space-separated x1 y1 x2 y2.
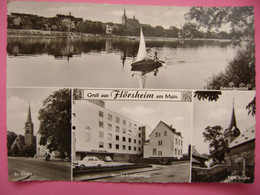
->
224 100 241 145
122 9 127 25
24 103 34 146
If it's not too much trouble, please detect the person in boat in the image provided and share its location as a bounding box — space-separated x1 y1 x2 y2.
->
154 52 158 61
154 68 159 76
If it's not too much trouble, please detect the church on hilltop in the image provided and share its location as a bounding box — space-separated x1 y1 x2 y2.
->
11 104 36 156
121 9 140 28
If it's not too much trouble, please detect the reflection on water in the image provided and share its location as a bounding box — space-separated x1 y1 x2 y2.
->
7 37 235 89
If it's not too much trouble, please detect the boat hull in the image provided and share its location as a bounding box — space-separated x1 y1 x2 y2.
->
131 58 164 73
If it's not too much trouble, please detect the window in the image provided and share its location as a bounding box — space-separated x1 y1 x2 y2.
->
115 126 120 132
108 114 112 121
153 149 157 155
158 140 162 145
128 146 131 151
164 131 167 136
181 140 183 146
175 138 177 144
134 147 136 151
72 126 76 130
123 145 126 150
99 111 103 117
73 113 76 117
175 148 177 155
116 135 119 141
155 132 158 137
99 132 104 138
178 149 180 155
122 137 126 142
99 142 104 148
158 133 161 137
116 117 120 123
116 144 119 149
138 140 141 144
123 120 126 125
128 138 131 143
134 124 137 129
108 124 112 130
108 133 112 140
99 121 104 128
138 147 141 152
158 151 162 156
181 149 182 155
134 139 136 144
178 140 180 145
138 133 141 138
128 130 132 135
123 128 126 133
108 143 112 149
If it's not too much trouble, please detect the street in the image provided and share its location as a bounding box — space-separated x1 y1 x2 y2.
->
8 157 71 181
76 161 191 183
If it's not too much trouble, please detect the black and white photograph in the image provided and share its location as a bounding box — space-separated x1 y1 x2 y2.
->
72 90 192 182
7 1 255 89
7 88 71 181
192 91 255 183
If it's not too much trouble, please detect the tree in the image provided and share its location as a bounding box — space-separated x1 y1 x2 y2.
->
185 7 254 43
38 88 71 158
7 131 17 155
246 97 256 116
203 126 230 164
194 91 222 101
185 7 255 89
205 46 255 89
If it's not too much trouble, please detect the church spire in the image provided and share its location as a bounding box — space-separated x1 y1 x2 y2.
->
124 8 126 17
230 99 237 128
27 103 32 123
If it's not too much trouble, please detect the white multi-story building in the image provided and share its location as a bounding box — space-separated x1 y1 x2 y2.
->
72 100 146 162
144 121 183 159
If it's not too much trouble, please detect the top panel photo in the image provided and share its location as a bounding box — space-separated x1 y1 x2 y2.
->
7 1 255 90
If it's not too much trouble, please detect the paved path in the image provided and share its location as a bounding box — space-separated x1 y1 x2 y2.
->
8 157 71 181
75 162 191 183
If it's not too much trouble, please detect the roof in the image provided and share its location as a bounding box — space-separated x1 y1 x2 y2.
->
229 125 255 148
160 121 182 137
149 121 182 138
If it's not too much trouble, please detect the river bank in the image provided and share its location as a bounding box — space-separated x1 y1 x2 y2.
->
7 29 232 43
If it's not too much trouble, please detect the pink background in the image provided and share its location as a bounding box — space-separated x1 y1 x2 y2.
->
0 0 259 194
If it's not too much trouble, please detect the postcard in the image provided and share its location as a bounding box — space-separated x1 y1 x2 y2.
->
6 1 255 183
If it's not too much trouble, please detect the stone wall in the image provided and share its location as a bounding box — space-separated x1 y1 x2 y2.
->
192 165 230 182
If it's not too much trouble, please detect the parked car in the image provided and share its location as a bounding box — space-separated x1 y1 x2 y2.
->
104 156 113 162
73 157 105 169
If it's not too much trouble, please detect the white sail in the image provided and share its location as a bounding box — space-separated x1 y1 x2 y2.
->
135 28 146 62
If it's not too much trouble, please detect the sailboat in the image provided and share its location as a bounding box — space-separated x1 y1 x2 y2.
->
131 28 164 73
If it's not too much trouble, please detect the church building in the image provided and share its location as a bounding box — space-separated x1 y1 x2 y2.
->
11 104 36 156
121 9 140 28
224 101 255 182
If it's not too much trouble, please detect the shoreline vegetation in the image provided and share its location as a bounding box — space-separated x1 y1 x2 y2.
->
7 29 232 42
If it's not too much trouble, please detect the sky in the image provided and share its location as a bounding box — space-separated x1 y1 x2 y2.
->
7 1 190 29
104 100 193 153
6 88 66 136
193 91 255 155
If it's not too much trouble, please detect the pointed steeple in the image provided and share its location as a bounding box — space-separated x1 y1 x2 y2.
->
124 8 126 17
230 99 237 129
27 103 32 123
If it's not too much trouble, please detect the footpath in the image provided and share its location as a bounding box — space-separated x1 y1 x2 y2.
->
74 165 161 181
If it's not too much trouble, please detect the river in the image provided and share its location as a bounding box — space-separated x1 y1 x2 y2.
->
7 36 236 89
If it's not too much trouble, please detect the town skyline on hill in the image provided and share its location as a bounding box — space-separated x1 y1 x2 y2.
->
7 1 190 29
